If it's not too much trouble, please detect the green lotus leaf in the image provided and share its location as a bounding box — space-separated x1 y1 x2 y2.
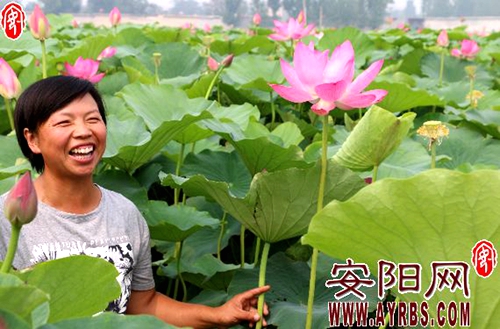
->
160 161 364 243
421 53 493 87
0 273 49 326
159 253 240 281
175 103 261 145
102 104 212 173
461 108 500 138
369 81 444 112
223 54 283 91
37 312 183 329
16 256 120 323
319 27 376 67
210 35 275 56
0 309 31 329
376 138 431 179
333 106 416 171
303 169 500 329
94 169 149 209
119 83 213 130
428 126 500 169
143 42 205 79
203 121 309 175
182 150 251 198
144 201 219 242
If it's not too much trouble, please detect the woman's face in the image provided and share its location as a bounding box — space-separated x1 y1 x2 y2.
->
25 93 107 180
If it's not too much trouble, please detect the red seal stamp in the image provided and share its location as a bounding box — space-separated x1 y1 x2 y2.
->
471 239 497 278
1 2 26 40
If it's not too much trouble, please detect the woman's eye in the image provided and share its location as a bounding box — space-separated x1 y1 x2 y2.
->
56 121 70 126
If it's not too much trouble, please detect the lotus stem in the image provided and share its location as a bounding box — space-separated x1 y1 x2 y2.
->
173 240 187 301
305 114 329 329
240 225 246 268
372 164 379 183
438 50 445 88
4 97 14 132
154 66 159 84
270 91 276 129
174 143 186 205
469 76 475 109
217 211 228 260
205 67 224 99
1 223 21 273
254 237 261 266
256 242 271 329
431 141 436 169
40 39 47 79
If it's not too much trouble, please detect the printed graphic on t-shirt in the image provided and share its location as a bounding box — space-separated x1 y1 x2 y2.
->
30 240 134 313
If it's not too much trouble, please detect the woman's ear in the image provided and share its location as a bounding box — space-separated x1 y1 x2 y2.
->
24 128 41 154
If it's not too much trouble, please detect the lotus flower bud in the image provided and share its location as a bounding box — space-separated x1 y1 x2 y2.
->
29 4 50 40
109 7 121 27
297 10 305 24
221 54 234 68
4 172 38 227
97 46 117 61
0 59 22 99
207 57 219 71
437 29 449 47
253 13 262 26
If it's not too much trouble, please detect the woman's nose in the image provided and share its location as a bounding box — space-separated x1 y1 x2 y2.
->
73 122 92 137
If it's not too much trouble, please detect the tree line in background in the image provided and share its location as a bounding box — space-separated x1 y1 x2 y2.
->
3 0 499 28
177 0 394 29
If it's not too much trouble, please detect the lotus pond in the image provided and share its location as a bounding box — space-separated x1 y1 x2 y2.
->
0 9 500 329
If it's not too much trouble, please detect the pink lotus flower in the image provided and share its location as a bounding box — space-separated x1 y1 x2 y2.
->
72 19 79 28
64 57 105 83
269 12 315 41
397 22 410 32
0 58 22 99
109 7 121 27
269 41 387 115
451 39 480 60
253 13 262 26
204 23 211 33
97 46 117 61
29 4 50 40
4 171 37 226
437 29 449 47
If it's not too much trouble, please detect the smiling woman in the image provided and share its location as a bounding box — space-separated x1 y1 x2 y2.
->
0 76 270 328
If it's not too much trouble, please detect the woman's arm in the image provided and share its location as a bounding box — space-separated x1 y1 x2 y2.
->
126 286 270 329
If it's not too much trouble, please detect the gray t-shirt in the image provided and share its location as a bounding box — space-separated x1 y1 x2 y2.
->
0 185 155 313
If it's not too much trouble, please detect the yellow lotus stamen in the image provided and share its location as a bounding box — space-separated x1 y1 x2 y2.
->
417 120 449 150
466 90 485 108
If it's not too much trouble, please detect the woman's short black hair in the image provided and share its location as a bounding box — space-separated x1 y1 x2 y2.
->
14 76 107 173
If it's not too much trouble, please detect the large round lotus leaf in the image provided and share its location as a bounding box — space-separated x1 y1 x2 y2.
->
16 256 121 323
333 106 416 171
303 169 500 329
161 161 365 243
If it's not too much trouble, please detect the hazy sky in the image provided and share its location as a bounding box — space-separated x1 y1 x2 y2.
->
150 0 423 15
390 0 422 14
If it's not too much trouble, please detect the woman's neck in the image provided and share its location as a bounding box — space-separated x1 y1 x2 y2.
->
34 173 101 214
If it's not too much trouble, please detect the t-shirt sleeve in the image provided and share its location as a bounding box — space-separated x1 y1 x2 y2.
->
130 208 156 291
